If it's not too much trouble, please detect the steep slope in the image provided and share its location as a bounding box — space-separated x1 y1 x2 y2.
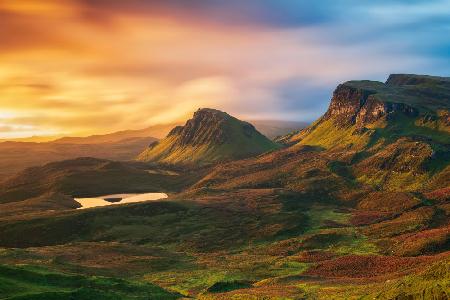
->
288 74 450 148
205 74 449 193
138 108 279 166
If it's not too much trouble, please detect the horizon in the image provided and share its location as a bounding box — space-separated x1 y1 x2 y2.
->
1 0 450 139
0 113 308 142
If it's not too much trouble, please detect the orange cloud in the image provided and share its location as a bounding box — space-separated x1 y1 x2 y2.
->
0 0 425 139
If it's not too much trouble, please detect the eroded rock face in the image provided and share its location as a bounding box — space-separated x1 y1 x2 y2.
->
324 84 375 126
356 97 418 126
177 109 230 145
168 108 258 146
324 82 418 127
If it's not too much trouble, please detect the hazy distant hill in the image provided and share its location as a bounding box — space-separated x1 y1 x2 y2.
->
52 123 179 144
0 137 157 180
249 120 307 139
138 108 279 166
0 119 304 179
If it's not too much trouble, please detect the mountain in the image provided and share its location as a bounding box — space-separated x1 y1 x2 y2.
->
286 73 449 146
0 123 181 180
195 74 450 194
0 135 63 143
52 123 179 144
138 108 279 166
0 75 448 300
248 120 307 139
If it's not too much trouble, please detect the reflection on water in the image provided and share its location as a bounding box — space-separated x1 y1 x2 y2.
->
75 193 168 209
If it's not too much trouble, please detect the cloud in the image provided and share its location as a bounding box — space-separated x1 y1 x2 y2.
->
0 0 449 138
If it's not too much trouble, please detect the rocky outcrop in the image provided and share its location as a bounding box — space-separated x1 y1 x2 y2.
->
324 81 418 127
324 84 376 126
164 108 260 146
175 109 231 145
355 96 418 126
138 108 278 165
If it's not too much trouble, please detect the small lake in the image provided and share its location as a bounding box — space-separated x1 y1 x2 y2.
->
74 193 168 209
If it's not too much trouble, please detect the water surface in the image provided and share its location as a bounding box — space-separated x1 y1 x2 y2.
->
75 193 168 209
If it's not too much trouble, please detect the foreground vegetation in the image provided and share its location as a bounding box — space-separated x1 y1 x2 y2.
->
0 74 448 299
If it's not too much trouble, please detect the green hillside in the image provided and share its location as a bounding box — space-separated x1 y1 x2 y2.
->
138 108 279 166
0 74 448 300
0 264 179 300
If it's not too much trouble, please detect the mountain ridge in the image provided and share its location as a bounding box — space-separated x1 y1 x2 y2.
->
138 108 279 166
282 74 450 147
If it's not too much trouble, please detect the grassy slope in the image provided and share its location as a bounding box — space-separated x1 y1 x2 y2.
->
291 76 450 192
138 111 279 166
0 264 179 300
0 188 447 298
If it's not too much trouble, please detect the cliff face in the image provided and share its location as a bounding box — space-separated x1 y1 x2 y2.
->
323 74 450 128
281 74 449 147
324 81 419 128
167 109 256 146
138 108 278 166
324 84 375 126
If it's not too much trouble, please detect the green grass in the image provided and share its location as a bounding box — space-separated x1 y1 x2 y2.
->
0 264 179 300
138 109 279 166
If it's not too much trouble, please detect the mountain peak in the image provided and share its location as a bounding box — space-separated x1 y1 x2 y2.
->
323 74 450 128
170 108 259 146
281 73 450 148
138 108 278 165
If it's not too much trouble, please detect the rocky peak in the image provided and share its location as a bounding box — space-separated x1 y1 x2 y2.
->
324 77 421 127
167 108 256 146
138 108 277 165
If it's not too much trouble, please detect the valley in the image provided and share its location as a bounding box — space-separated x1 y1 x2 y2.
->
0 74 448 299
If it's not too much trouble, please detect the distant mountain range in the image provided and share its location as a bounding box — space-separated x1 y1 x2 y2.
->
249 119 307 139
0 119 304 180
51 123 179 144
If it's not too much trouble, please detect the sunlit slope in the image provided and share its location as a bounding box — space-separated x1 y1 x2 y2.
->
138 108 279 166
294 74 450 149
198 74 450 193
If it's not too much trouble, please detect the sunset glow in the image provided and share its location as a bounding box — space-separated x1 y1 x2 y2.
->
1 0 449 138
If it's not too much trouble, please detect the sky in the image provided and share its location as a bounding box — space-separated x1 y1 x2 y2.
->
0 0 449 138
